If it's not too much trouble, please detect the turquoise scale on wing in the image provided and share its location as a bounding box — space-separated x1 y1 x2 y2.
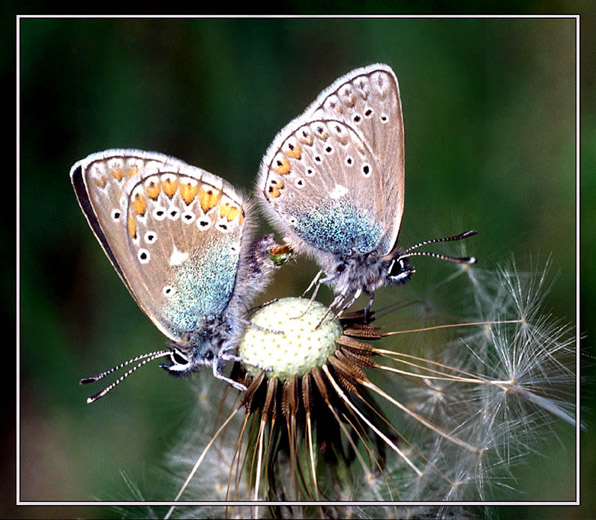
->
292 200 385 256
165 242 240 331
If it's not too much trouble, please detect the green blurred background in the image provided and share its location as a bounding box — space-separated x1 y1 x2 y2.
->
16 14 592 519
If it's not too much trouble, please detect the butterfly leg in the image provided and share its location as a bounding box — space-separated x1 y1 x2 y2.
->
219 351 243 363
291 271 325 319
220 350 272 372
293 271 338 321
219 352 271 376
337 288 362 317
212 357 248 392
309 271 340 302
248 322 284 335
224 354 272 376
238 315 284 335
302 269 325 297
245 298 280 317
363 291 375 321
314 289 349 328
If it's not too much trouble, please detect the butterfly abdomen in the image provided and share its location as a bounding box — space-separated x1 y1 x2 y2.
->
230 234 291 315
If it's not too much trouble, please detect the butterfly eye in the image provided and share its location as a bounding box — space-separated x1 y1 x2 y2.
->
388 258 406 278
172 348 189 365
160 347 193 375
386 257 414 286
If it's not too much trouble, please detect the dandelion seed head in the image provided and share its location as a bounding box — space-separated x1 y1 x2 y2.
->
238 297 341 380
158 258 574 513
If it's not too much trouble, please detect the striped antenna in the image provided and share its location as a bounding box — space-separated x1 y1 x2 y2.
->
81 349 171 404
398 230 478 265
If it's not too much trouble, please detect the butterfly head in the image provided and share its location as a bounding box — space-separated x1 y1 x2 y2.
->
160 321 230 377
384 230 479 288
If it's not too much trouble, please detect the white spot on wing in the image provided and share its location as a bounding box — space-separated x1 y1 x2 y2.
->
169 246 189 266
329 183 348 199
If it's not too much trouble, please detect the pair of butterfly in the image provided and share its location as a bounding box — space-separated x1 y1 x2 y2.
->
71 64 477 403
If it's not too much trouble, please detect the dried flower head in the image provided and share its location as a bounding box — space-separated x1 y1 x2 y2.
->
161 261 576 519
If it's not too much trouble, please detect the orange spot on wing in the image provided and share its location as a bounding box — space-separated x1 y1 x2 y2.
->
314 125 329 141
162 177 178 198
199 187 220 213
267 180 284 199
180 182 199 205
127 164 139 178
112 167 124 181
219 201 241 221
127 216 137 239
132 192 147 215
285 143 302 160
145 179 160 200
273 156 291 175
298 127 313 146
94 176 107 188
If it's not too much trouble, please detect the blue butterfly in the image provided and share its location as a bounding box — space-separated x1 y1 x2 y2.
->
71 150 289 402
258 64 476 317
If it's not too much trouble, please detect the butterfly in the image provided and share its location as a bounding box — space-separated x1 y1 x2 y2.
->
257 63 476 317
71 149 290 402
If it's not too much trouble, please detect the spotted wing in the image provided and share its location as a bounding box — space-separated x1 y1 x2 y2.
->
70 149 248 342
258 64 404 258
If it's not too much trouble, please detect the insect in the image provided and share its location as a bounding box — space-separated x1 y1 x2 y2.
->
257 63 477 317
71 149 290 402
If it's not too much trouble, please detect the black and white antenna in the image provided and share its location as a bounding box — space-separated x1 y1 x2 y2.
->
80 349 171 404
398 230 478 265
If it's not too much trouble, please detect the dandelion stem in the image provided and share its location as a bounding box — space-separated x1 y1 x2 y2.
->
375 349 494 384
382 319 522 336
254 418 267 502
305 410 318 498
321 365 424 477
326 393 384 496
377 361 485 384
375 354 520 395
361 380 478 454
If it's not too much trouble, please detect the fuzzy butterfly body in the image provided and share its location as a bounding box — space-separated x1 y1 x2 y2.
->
258 64 476 315
71 150 287 400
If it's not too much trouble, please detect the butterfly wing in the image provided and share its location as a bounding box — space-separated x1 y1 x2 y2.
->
71 150 249 342
258 64 404 260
